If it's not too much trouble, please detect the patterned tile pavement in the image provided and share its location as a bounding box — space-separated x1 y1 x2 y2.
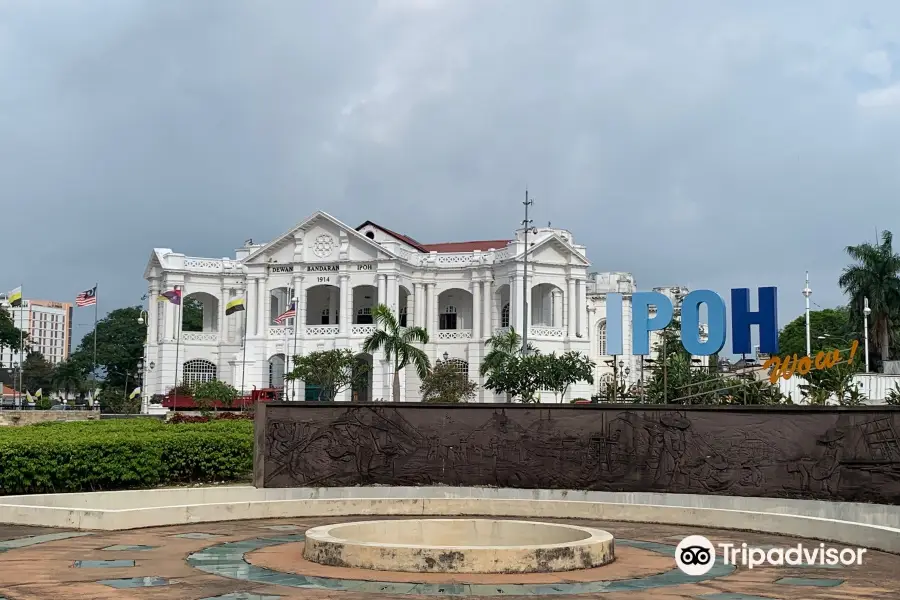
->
0 517 897 599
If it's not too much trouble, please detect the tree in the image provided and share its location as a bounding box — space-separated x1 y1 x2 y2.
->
0 307 27 367
286 349 370 401
362 304 430 402
97 386 141 414
484 353 547 403
480 328 537 402
21 352 54 392
73 306 147 386
420 361 477 403
53 358 86 400
192 379 240 410
540 351 595 402
182 297 203 332
839 230 900 364
778 308 853 358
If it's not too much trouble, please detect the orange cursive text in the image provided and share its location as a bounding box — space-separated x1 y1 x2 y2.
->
762 340 859 383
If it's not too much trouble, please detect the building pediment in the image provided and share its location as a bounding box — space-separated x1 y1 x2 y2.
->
519 234 590 267
242 211 398 267
143 248 173 279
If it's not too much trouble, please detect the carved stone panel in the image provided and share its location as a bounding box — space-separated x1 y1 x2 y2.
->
255 404 900 504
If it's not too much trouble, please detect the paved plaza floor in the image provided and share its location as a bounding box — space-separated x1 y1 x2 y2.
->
0 517 897 599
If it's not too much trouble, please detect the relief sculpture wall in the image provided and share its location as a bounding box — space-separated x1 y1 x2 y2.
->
254 403 900 504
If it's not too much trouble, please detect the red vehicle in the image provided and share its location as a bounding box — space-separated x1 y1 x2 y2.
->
162 387 282 410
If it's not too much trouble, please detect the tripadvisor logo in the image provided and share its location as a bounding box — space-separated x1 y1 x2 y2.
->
675 535 867 576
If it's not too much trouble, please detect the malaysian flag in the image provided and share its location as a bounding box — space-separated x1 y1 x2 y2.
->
274 302 296 324
75 286 97 307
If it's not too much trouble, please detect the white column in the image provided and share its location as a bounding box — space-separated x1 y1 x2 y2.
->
414 283 424 328
567 278 576 338
339 274 349 334
256 278 266 336
525 280 532 332
407 284 416 327
472 279 482 340
482 279 492 338
294 274 306 338
428 283 438 334
377 274 386 306
578 278 587 337
552 289 563 329
509 274 518 333
148 283 160 343
387 274 398 314
247 278 258 336
219 286 227 339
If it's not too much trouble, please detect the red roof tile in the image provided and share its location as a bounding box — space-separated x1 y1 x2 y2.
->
420 240 511 253
2 384 16 397
356 221 510 254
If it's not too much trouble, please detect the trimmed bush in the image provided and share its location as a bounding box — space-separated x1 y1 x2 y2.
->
0 418 252 495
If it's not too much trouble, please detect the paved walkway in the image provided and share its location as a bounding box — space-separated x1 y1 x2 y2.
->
0 517 897 599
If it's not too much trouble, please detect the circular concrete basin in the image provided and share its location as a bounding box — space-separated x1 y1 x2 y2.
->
303 518 615 573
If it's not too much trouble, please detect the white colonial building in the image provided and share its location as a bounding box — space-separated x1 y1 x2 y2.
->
141 211 691 404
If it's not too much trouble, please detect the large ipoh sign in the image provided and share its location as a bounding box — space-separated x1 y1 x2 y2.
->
604 287 779 356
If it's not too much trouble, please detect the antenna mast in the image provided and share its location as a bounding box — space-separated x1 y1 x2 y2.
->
522 190 534 355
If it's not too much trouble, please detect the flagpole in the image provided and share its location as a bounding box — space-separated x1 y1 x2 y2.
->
284 287 292 400
291 293 299 401
92 282 98 377
240 303 248 410
173 286 182 414
17 285 24 408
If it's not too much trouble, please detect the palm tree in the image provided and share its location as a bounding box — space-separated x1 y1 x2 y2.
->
480 328 537 402
839 230 900 363
362 304 430 402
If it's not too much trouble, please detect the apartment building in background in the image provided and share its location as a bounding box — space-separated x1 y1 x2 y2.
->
0 295 73 367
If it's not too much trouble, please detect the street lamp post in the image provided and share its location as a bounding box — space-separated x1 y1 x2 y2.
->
863 297 871 373
802 272 812 357
137 310 149 413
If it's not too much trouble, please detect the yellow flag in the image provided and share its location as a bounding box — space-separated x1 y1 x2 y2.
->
129 387 141 400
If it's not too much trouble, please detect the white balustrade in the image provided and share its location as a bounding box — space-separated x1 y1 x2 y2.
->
305 325 340 336
181 331 220 343
267 326 294 338
529 327 565 338
436 329 473 341
183 257 224 272
351 325 376 336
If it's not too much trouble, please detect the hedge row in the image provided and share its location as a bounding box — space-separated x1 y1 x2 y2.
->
0 419 253 495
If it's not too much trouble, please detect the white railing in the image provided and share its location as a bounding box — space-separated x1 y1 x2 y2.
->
351 325 376 336
493 247 513 261
529 326 565 338
436 329 473 341
268 326 294 338
183 257 224 272
181 331 220 343
492 327 510 336
305 325 340 336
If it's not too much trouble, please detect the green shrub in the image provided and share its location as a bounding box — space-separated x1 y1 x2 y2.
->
0 419 252 495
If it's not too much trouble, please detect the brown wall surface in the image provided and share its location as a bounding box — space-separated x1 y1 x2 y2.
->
254 403 900 504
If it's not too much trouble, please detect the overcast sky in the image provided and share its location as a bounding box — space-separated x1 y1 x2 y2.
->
2 0 897 351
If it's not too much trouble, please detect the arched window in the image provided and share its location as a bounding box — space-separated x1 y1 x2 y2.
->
443 358 469 380
182 359 217 387
399 306 408 327
365 231 375 239
356 306 373 325
501 303 510 328
597 320 607 356
440 305 457 330
268 354 286 388
321 307 330 325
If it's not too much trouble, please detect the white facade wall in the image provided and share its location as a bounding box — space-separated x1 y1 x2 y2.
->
142 212 691 404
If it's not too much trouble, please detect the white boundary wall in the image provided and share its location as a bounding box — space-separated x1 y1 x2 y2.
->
2 486 898 554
